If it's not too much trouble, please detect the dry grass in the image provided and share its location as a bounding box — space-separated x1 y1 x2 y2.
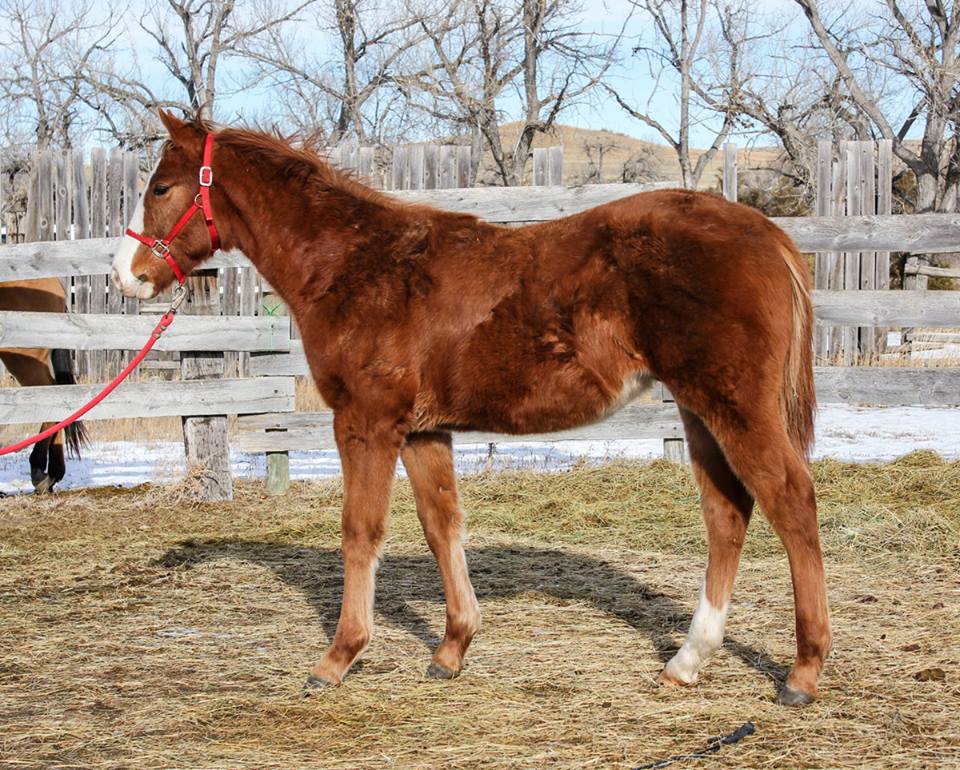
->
1 454 958 769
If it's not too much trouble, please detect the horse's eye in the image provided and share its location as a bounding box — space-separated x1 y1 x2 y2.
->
153 184 170 196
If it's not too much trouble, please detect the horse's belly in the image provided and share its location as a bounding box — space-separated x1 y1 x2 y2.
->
454 369 655 436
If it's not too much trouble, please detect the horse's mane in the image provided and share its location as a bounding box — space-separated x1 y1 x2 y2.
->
186 115 394 209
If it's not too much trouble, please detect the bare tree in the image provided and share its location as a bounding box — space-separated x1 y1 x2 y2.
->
581 135 621 182
793 0 960 214
243 0 425 144
690 1 862 196
399 0 620 185
607 0 739 189
83 0 314 148
622 144 658 183
0 0 117 148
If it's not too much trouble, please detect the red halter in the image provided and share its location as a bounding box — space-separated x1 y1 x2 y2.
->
126 132 220 284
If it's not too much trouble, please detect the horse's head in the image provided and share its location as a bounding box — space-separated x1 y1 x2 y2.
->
112 110 220 299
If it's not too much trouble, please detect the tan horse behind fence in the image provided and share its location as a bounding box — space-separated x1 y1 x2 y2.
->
112 111 829 706
0 278 87 491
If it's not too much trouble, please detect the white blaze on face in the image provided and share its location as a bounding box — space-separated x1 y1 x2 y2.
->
661 584 729 684
111 158 161 300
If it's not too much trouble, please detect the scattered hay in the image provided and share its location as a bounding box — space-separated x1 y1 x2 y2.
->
1 456 958 769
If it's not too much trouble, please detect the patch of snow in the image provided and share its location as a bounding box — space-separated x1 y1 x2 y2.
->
1 404 958 494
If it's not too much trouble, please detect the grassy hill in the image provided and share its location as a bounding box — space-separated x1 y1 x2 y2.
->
483 122 784 187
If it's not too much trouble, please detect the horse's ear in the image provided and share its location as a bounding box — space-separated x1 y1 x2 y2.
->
158 109 201 149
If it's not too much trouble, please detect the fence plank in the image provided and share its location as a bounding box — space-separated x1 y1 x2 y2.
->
423 143 439 190
72 150 92 377
89 148 108 381
358 146 374 183
456 146 472 188
842 142 862 364
548 146 564 186
722 142 737 202
122 152 140 321
55 151 70 241
0 310 291 351
0 377 295 424
877 139 893 293
36 151 54 243
533 148 547 186
859 142 878 355
814 139 832 359
409 144 424 190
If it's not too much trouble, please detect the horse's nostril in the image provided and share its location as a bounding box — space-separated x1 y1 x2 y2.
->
137 273 149 283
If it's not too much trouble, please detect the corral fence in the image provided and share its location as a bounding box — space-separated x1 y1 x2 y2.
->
0 141 958 500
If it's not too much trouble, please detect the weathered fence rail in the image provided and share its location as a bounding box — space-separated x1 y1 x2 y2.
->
0 311 290 351
0 378 294 424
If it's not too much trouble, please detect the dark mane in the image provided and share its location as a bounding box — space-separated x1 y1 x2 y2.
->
210 123 395 208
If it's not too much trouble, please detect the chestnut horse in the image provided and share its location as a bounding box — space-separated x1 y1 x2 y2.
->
0 278 87 491
113 111 829 706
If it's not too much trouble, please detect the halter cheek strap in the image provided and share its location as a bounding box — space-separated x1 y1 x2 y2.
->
126 132 220 285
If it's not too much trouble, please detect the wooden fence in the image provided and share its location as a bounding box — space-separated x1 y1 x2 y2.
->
0 176 959 498
1 138 959 498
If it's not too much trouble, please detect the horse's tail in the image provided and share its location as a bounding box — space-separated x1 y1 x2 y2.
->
51 349 89 458
778 237 816 459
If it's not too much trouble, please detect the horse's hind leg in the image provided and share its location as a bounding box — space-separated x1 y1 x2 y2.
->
401 431 481 678
660 408 754 687
692 400 830 705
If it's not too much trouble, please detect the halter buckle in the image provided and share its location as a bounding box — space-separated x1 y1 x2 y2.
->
199 166 213 187
150 240 172 261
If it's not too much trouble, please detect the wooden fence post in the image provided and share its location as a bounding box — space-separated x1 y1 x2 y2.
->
265 428 290 496
660 383 685 464
181 268 233 501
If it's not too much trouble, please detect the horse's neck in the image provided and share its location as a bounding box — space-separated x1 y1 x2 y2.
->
217 157 378 305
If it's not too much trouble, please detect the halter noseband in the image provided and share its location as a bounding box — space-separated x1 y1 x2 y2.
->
126 132 220 285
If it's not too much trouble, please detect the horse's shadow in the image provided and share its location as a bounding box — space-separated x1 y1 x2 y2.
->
156 540 789 689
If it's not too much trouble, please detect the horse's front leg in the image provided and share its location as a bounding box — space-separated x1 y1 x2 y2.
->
305 409 404 691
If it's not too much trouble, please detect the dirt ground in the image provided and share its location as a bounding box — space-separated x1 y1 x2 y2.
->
0 454 958 769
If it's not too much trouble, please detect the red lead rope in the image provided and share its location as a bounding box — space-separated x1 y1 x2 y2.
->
0 133 220 458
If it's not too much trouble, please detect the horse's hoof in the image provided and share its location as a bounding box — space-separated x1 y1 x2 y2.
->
303 674 335 696
657 670 691 687
32 475 54 494
426 663 459 680
776 685 815 707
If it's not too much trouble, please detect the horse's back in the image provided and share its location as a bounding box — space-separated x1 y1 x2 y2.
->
0 278 67 313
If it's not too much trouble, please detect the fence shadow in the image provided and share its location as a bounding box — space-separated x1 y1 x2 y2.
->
156 539 789 690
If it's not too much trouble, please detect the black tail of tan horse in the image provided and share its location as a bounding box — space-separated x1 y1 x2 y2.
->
0 278 88 492
52 348 89 458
